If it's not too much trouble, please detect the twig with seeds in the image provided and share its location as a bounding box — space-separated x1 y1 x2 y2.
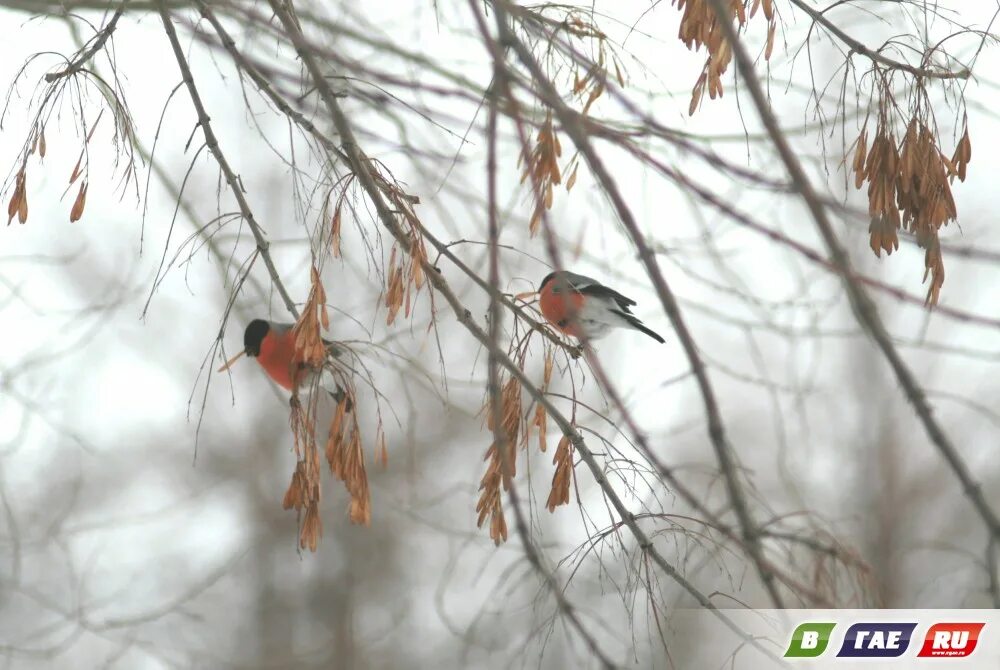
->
492 0 786 609
486 58 615 663
704 0 1000 545
268 0 784 661
268 0 622 658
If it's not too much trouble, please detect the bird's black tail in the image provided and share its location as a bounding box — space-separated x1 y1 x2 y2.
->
618 312 665 343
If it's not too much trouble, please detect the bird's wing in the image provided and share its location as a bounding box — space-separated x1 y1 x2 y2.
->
579 297 665 343
576 279 638 310
559 271 601 291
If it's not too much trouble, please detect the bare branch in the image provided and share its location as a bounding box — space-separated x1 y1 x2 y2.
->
159 7 299 318
789 0 971 80
43 4 125 82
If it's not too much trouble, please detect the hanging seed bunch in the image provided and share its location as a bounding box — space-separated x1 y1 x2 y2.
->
293 266 331 369
531 349 555 454
6 167 28 225
524 347 575 514
514 8 628 235
5 23 140 227
681 0 776 115
476 342 575 542
476 375 523 544
6 113 101 225
324 388 372 526
384 234 428 325
545 435 575 512
564 11 625 118
475 454 509 545
4 43 141 224
329 165 429 325
516 346 575 514
520 111 562 237
286 398 324 551
283 267 378 548
368 168 430 326
852 93 971 305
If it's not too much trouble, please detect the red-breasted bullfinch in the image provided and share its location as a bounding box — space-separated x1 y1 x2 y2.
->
241 319 343 393
538 271 665 343
242 319 306 391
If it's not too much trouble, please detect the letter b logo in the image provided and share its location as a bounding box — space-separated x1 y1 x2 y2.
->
785 623 836 658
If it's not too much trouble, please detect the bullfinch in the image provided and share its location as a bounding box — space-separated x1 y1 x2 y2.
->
537 271 665 343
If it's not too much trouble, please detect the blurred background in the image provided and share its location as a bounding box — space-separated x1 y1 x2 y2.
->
1 0 999 667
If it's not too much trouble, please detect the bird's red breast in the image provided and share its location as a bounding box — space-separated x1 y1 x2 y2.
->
539 281 586 338
256 328 307 391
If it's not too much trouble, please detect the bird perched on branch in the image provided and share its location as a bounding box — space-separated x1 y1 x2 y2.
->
218 319 344 396
241 319 309 391
537 271 665 343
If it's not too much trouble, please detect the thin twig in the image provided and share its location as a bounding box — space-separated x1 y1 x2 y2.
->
159 7 299 319
44 3 126 82
789 0 971 80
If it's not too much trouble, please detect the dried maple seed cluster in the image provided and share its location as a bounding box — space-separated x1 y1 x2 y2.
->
281 266 376 550
6 168 28 225
532 350 554 454
520 112 562 237
326 173 359 258
385 233 428 325
476 376 524 544
6 111 104 225
286 383 372 550
852 114 971 305
476 453 508 545
475 346 580 541
287 399 324 551
546 435 574 512
293 266 331 368
568 20 623 118
681 0 776 115
515 10 624 236
325 392 371 526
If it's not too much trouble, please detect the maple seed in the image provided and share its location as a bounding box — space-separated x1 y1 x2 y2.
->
7 170 27 225
330 205 342 257
70 181 88 222
546 435 574 512
299 502 323 552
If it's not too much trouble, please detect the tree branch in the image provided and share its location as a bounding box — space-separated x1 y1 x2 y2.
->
492 0 785 608
704 0 1000 542
266 0 783 660
789 0 971 80
159 7 299 319
44 3 126 82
